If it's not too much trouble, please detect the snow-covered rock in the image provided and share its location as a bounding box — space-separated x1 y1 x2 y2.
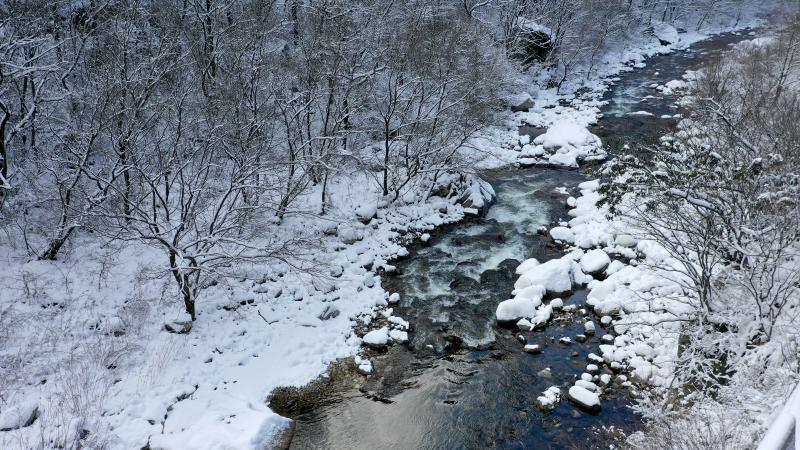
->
523 344 542 354
579 249 611 274
575 379 599 392
536 386 561 411
496 285 546 322
0 401 38 431
354 355 373 375
549 226 574 243
515 258 575 295
568 385 601 412
652 22 679 45
355 204 378 223
362 327 390 348
389 329 409 344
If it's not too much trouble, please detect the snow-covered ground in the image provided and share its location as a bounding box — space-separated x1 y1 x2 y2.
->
0 171 494 449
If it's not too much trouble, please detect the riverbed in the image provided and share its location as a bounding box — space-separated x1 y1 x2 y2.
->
282 30 758 450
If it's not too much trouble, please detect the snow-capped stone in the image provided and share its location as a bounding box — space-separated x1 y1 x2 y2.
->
575 379 599 392
496 285 546 322
549 298 564 309
614 234 637 247
355 204 378 223
402 190 417 204
536 386 561 411
362 273 376 288
549 226 574 243
568 385 601 412
517 318 534 330
652 22 679 45
524 344 542 354
164 321 192 334
362 327 390 348
584 321 596 335
515 258 575 295
388 292 400 304
515 258 540 275
529 120 607 168
387 316 409 330
605 260 625 276
389 329 409 343
588 353 604 364
338 226 364 244
579 249 611 274
354 355 373 375
530 304 553 328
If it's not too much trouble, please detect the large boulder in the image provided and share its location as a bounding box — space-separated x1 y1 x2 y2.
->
0 401 38 431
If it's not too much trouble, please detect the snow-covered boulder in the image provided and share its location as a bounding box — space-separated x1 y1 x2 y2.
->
549 226 574 243
515 258 540 275
496 285 546 322
652 22 679 45
355 204 378 223
338 226 364 244
514 258 575 295
579 249 611 275
457 175 496 215
0 401 38 431
614 234 637 248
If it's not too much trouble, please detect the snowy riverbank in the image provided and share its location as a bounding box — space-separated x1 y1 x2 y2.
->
496 14 799 448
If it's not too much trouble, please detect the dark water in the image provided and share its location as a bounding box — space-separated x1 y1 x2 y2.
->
285 31 757 450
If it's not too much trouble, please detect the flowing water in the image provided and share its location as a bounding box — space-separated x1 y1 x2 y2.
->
285 30 758 450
